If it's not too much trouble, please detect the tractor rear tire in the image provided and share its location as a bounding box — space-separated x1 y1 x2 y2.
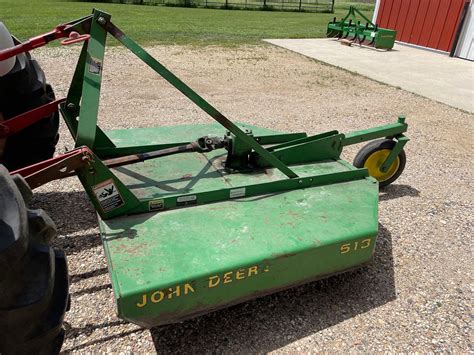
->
1 84 60 171
0 48 60 171
0 165 69 354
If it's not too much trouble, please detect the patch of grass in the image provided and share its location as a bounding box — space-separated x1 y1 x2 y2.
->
0 0 373 46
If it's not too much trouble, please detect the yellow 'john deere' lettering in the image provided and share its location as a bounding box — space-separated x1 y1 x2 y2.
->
136 264 270 308
207 264 267 288
136 283 195 308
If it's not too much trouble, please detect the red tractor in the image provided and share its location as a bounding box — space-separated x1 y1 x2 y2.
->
0 22 68 354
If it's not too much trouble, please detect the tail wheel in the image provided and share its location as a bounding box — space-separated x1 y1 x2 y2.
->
353 139 406 188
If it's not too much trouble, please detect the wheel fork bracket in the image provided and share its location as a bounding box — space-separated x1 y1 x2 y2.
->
380 135 409 172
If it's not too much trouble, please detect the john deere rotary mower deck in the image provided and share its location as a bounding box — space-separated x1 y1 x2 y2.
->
102 124 378 326
2 9 409 335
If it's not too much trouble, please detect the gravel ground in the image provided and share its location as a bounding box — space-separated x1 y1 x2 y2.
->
30 44 473 353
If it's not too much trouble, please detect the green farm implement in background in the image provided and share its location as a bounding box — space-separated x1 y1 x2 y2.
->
3 9 408 334
327 6 397 50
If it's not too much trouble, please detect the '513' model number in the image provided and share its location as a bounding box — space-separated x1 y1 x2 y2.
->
340 238 372 254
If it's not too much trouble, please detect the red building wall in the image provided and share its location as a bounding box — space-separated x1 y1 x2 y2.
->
376 0 467 52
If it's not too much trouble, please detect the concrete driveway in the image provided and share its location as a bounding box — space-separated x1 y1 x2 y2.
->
265 38 474 113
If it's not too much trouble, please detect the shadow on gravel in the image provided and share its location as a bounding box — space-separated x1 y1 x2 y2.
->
71 283 112 297
70 267 109 283
54 232 102 253
379 184 420 202
62 320 140 353
30 191 97 234
64 319 127 339
150 224 396 353
62 329 141 353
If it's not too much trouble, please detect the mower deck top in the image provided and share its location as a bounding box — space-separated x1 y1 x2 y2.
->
99 123 379 327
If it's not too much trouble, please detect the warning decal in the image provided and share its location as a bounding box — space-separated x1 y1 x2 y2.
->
176 195 197 207
92 179 124 212
89 57 102 75
149 199 164 211
230 187 246 199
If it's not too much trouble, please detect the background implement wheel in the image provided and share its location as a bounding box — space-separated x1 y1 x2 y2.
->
353 139 406 188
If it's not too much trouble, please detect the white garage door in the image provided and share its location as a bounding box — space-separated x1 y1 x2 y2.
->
456 1 474 61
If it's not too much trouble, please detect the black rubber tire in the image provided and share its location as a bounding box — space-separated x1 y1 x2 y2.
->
0 50 60 171
353 139 406 188
0 165 69 354
1 84 59 171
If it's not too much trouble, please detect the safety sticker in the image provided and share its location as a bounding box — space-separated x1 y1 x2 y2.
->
370 31 376 38
92 179 124 212
89 57 102 75
176 195 197 207
149 199 164 211
229 187 246 199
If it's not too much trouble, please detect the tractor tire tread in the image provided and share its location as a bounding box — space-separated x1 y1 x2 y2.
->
0 166 69 355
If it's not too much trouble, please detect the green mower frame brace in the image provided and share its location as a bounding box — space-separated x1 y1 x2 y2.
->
51 10 408 221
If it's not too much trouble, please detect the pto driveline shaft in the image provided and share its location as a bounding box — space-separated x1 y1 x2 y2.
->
103 143 196 169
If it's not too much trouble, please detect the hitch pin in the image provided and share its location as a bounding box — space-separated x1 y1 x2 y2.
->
0 26 90 62
61 31 90 46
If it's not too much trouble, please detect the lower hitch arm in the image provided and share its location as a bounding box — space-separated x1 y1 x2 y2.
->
11 147 93 189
